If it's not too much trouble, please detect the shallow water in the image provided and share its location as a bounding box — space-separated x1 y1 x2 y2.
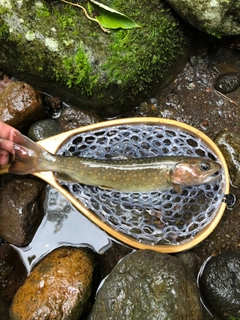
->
15 185 112 272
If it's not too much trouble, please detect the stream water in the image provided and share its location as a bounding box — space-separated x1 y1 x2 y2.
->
15 186 112 272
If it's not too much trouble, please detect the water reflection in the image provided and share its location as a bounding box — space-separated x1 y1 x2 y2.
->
15 185 112 272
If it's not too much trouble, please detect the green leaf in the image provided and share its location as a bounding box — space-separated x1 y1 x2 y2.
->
88 0 141 29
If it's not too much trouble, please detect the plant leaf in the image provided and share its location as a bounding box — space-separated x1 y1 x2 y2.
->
88 0 140 29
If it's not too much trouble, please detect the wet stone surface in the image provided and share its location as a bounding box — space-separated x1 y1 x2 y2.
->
88 250 203 320
0 245 27 302
0 81 45 129
10 247 95 320
0 176 46 246
199 251 240 320
28 119 62 141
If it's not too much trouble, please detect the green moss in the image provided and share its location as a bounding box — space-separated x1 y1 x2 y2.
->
102 1 187 96
57 47 91 89
0 0 190 111
35 2 50 19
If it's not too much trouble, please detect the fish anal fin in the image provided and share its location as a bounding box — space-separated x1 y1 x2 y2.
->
98 185 115 191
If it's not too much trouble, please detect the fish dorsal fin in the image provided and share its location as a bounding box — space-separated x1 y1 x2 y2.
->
106 154 129 161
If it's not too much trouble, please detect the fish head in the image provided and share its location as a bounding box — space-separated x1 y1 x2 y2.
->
171 158 222 188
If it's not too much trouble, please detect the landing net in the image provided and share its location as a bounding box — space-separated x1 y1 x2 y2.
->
57 123 225 245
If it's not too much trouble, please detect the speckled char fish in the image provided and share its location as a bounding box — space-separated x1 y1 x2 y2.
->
8 132 222 194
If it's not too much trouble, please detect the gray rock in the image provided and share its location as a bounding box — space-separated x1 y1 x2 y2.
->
200 252 240 319
88 250 203 320
166 0 240 36
28 119 62 141
176 251 202 278
0 176 46 246
0 0 191 116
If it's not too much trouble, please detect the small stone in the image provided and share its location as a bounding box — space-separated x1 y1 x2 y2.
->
58 105 103 131
214 72 240 93
28 119 62 141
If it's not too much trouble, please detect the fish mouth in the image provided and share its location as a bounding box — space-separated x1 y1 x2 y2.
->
203 167 222 184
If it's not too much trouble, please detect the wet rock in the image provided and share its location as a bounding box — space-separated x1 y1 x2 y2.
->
57 105 103 131
215 131 240 187
214 72 240 93
0 0 192 116
0 81 45 129
10 247 95 320
166 0 240 36
28 119 62 141
0 296 10 320
88 250 203 320
44 96 62 116
199 251 240 319
0 75 14 94
176 251 202 278
0 244 27 302
0 176 46 246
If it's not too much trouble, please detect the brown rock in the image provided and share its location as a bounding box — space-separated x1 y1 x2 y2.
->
10 247 95 320
58 105 103 131
0 295 10 320
0 244 27 302
0 81 45 128
0 176 46 246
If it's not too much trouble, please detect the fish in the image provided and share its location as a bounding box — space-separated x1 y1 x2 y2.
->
7 132 222 194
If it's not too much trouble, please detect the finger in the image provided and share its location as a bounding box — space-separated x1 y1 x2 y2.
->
0 150 9 165
0 122 20 140
0 137 14 154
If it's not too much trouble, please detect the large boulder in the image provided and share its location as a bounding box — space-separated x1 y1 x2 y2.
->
166 0 240 36
88 250 203 319
0 0 191 116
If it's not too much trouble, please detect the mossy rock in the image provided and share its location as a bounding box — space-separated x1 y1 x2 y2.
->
0 0 191 116
166 0 240 37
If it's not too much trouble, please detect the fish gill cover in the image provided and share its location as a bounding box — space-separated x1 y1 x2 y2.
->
57 124 225 246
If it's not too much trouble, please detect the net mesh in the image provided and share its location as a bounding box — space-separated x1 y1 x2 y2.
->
57 123 225 245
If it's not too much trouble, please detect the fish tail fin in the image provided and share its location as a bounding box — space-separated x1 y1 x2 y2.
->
9 132 51 175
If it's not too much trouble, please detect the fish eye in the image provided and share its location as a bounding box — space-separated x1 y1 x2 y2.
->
200 162 210 171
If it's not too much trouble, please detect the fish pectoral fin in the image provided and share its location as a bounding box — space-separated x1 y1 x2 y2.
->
172 183 182 194
55 173 76 182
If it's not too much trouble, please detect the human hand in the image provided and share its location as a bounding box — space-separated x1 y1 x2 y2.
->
0 122 20 165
